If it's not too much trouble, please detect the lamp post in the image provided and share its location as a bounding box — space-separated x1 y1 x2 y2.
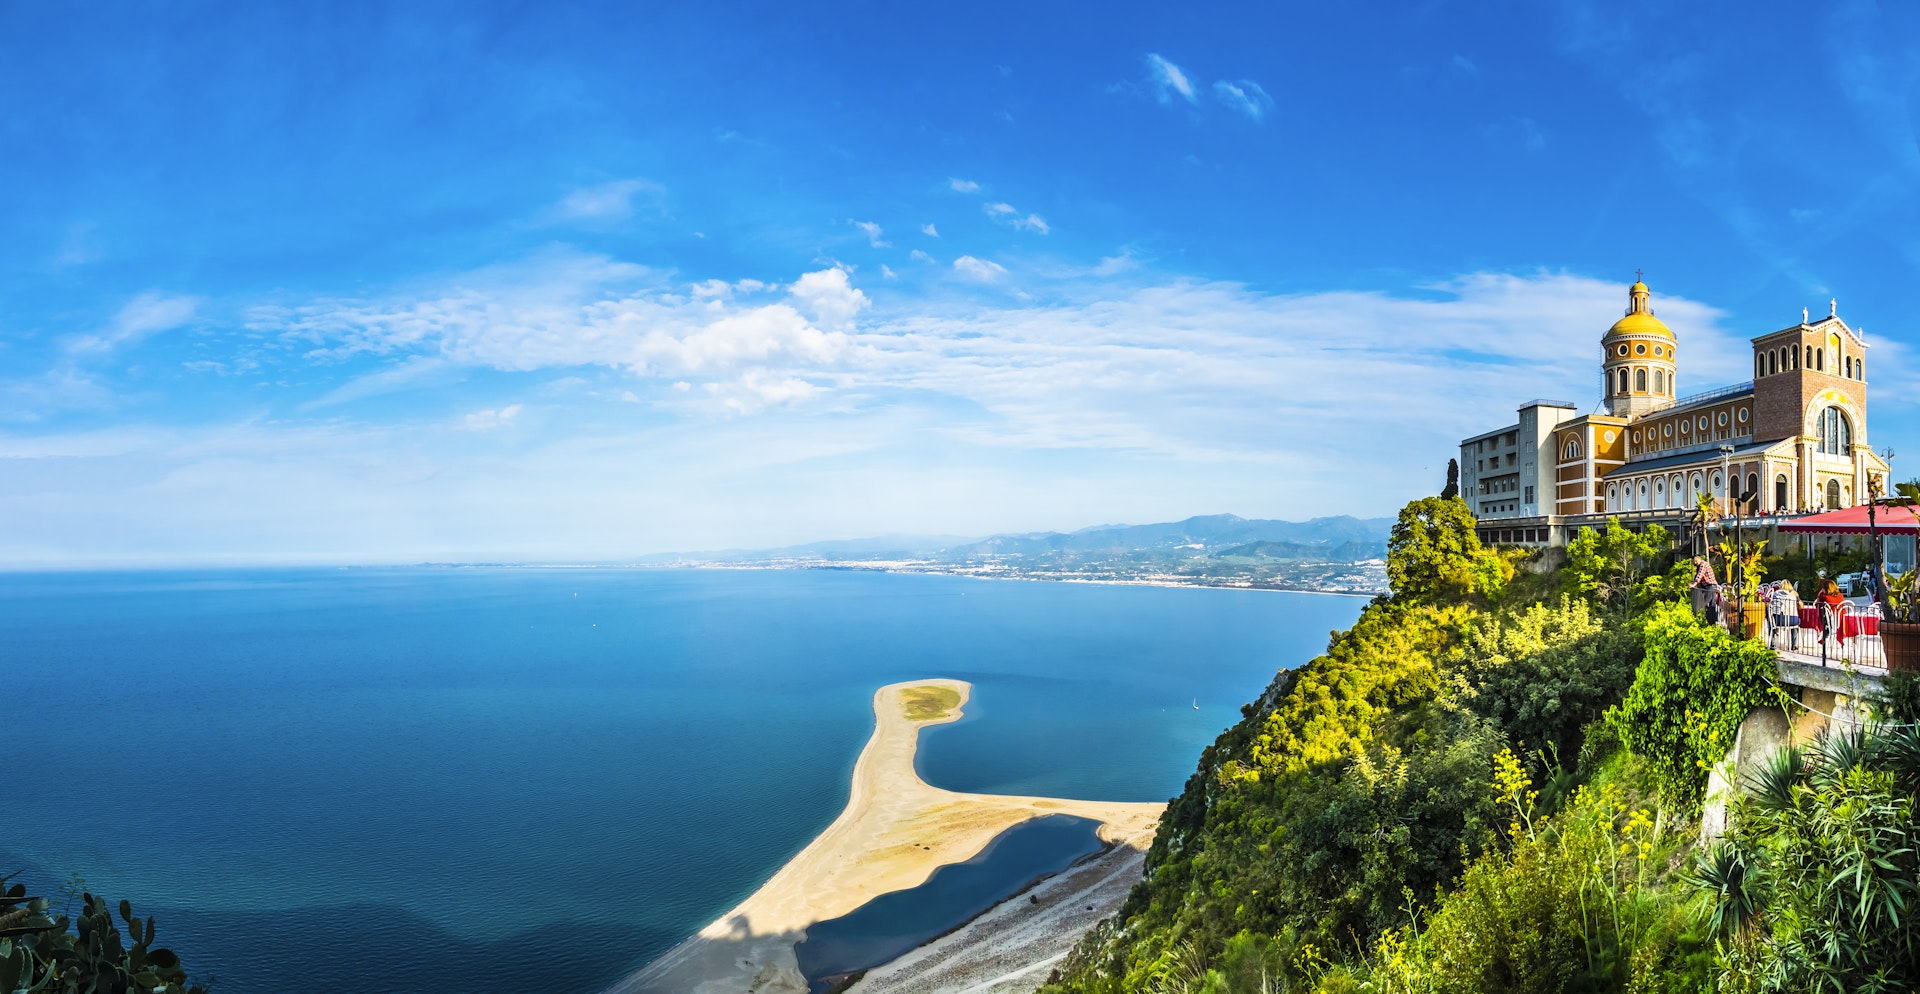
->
1720 445 1738 630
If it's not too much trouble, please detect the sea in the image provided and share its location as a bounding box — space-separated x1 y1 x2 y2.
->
0 567 1365 994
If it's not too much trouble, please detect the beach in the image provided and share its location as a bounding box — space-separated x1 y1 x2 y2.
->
607 679 1165 994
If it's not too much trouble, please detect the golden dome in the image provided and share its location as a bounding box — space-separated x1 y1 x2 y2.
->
1603 279 1674 340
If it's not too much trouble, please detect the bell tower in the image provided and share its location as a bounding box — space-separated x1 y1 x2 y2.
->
1601 277 1677 418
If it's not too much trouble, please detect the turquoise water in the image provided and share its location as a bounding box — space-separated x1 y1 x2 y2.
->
0 568 1363 994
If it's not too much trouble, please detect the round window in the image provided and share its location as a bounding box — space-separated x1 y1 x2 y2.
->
1737 408 1749 423
1654 346 1664 357
1632 430 1641 444
1717 412 1728 426
1604 430 1617 444
1680 421 1690 435
1698 416 1709 432
1635 343 1647 355
1663 424 1673 437
1617 344 1629 357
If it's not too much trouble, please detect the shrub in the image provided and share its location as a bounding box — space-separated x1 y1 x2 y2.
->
1608 602 1787 811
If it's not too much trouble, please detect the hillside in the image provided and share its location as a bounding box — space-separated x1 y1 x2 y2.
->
1038 497 1920 994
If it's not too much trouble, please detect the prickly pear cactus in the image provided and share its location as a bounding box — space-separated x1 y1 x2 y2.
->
0 873 207 994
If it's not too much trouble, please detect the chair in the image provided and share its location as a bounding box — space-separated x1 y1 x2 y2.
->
1768 588 1803 652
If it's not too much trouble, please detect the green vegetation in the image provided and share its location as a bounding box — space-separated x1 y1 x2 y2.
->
900 684 963 721
0 877 207 993
1041 493 1890 994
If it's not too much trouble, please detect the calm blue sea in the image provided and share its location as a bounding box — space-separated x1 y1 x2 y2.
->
0 567 1363 994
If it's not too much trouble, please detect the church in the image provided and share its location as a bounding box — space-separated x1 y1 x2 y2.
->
1459 278 1888 547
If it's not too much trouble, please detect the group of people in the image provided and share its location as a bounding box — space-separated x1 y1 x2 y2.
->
1689 554 1850 631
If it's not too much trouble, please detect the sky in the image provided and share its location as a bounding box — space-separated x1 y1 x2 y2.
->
3 0 1920 565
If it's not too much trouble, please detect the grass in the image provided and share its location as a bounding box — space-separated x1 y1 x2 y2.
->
900 684 963 721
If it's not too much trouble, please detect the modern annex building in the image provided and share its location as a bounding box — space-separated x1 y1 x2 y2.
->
1460 279 1889 547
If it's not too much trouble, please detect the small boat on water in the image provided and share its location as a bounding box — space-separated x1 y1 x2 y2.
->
1191 698 1199 710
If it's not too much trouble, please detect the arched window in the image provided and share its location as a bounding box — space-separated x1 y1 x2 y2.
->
1845 356 1853 377
1654 369 1665 393
1858 359 1865 380
1818 407 1852 455
1635 368 1647 392
1617 368 1629 393
1690 473 1703 502
1712 471 1725 498
1817 348 1825 371
1756 355 1765 378
1775 474 1789 511
1654 478 1665 509
1806 345 1814 367
1746 473 1759 505
1827 479 1842 510
1564 438 1582 461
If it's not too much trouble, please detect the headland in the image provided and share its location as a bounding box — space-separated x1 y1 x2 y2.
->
607 678 1164 994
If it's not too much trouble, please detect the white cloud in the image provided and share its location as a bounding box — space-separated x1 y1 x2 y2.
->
850 219 890 247
911 249 935 263
881 264 899 280
1450 53 1479 75
952 256 1009 282
305 355 458 409
921 223 939 237
949 178 981 193
554 178 665 221
258 253 864 413
1145 53 1197 105
984 203 1050 234
465 403 523 431
1212 79 1273 120
68 292 199 356
14 266 1896 565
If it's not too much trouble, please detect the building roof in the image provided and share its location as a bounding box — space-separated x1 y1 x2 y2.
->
1600 440 1784 478
1603 280 1673 340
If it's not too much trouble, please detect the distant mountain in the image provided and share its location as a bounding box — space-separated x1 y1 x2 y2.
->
646 514 1392 566
944 514 1391 560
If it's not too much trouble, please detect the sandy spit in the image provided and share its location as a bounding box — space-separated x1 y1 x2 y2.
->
603 679 1164 994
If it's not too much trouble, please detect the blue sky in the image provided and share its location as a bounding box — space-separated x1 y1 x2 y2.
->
4 0 1919 564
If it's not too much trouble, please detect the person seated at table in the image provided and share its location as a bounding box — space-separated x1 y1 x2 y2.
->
1817 578 1847 634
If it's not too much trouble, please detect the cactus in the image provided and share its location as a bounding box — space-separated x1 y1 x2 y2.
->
0 873 207 993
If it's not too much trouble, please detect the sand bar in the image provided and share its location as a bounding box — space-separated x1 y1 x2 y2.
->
606 679 1165 994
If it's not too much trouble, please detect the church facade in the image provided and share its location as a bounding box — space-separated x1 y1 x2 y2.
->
1459 279 1889 547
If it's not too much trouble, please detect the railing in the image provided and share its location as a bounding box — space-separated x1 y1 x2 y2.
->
1757 594 1887 674
1671 380 1755 411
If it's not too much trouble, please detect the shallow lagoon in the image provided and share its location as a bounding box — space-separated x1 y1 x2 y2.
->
0 567 1363 993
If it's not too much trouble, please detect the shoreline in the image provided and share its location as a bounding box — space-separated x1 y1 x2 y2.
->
605 679 1164 994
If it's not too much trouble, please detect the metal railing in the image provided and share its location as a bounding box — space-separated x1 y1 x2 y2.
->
1758 593 1887 673
1671 380 1755 410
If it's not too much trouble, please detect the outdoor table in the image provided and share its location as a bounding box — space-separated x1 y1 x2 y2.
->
1799 606 1821 629
1840 614 1879 642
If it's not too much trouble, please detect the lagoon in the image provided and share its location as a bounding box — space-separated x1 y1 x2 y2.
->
0 567 1363 994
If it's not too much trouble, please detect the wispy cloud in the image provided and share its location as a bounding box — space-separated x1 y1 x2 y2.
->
1211 79 1273 120
1145 53 1197 105
257 254 867 412
949 178 980 193
984 202 1049 234
464 403 523 431
921 223 939 237
850 219 890 247
952 256 1009 282
554 178 666 221
68 292 199 356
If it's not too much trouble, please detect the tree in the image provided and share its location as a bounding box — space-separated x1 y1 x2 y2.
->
1441 458 1460 500
1389 496 1501 601
1564 518 1671 611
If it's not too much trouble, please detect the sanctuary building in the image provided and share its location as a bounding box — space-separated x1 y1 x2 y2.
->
1460 279 1889 547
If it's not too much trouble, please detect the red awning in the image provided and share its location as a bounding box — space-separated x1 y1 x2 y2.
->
1775 504 1920 534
